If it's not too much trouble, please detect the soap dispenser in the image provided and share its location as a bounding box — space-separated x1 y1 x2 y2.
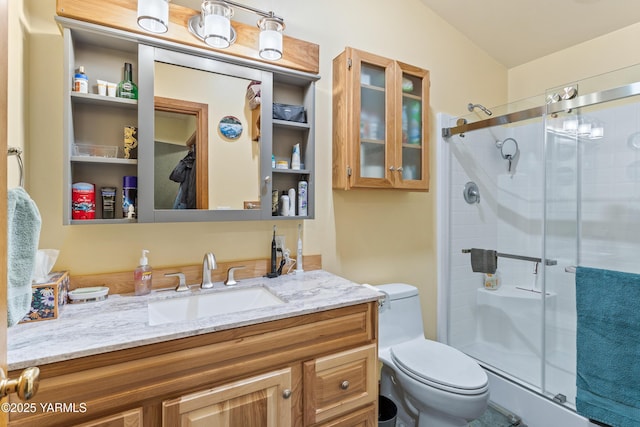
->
134 249 152 296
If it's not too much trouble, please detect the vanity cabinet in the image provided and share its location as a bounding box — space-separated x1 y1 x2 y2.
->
60 18 318 224
332 47 430 191
7 303 377 427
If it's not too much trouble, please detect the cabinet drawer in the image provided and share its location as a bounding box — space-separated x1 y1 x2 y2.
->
303 344 377 425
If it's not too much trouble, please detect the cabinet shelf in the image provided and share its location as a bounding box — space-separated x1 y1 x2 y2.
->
361 138 385 145
71 156 138 165
273 119 310 130
70 218 136 225
402 92 422 101
272 168 310 175
70 92 138 109
361 83 385 92
401 143 422 150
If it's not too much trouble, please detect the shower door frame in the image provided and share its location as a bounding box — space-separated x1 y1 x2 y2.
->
437 77 640 409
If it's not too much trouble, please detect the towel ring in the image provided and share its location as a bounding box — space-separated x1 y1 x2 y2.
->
7 147 24 187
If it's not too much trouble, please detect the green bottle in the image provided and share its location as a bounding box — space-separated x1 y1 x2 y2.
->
116 62 138 100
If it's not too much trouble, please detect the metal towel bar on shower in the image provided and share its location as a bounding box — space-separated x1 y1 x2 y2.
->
7 146 24 187
461 248 558 266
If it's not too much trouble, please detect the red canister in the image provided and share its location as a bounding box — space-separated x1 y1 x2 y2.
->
72 182 95 220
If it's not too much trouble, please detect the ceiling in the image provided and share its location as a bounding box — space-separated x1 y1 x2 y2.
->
419 0 640 68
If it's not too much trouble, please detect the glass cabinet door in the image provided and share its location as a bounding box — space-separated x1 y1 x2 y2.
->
351 50 395 188
396 63 429 190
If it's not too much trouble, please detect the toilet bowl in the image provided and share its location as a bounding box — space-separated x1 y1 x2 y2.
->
377 283 489 427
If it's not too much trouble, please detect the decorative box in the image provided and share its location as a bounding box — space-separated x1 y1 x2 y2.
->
19 271 70 323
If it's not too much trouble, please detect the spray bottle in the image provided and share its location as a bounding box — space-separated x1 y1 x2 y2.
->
295 224 304 274
134 249 152 295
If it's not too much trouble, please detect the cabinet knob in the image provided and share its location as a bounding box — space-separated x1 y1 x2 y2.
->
396 166 403 172
282 389 292 399
389 166 395 171
264 176 271 182
340 380 350 390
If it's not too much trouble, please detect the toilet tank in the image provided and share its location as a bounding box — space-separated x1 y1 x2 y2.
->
377 283 425 347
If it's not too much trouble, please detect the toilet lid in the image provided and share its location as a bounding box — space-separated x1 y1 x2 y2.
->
390 340 488 395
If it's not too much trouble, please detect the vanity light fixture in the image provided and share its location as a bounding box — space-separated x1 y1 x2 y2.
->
189 0 285 60
137 0 170 34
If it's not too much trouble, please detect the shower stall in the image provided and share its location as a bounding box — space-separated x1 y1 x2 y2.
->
437 64 640 426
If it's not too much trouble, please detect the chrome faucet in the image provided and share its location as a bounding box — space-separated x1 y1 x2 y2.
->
200 252 217 289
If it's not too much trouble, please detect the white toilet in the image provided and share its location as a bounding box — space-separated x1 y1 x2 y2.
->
377 283 489 427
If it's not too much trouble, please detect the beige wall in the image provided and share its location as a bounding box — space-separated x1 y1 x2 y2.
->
15 1 640 340
508 22 640 101
15 0 510 340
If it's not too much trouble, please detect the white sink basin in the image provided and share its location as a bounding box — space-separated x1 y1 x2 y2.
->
148 286 285 326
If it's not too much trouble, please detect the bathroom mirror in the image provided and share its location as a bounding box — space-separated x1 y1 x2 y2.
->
143 47 272 221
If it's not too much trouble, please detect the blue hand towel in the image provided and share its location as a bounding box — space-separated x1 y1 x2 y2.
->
576 266 640 427
7 187 41 326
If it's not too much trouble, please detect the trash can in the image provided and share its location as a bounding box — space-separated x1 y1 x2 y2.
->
378 395 397 427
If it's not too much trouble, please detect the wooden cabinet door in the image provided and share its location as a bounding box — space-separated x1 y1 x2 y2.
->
394 61 429 191
163 368 292 427
303 344 377 425
72 408 143 427
316 403 376 427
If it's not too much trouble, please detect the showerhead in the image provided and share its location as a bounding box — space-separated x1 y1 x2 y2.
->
467 103 493 116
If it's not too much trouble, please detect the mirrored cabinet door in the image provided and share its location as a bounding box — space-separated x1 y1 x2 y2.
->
137 46 273 222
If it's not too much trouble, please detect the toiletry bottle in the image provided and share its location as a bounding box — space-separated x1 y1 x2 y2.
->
484 269 501 290
295 224 304 274
280 192 289 216
297 180 308 216
117 62 138 99
134 250 152 296
73 66 89 93
291 143 301 170
288 188 296 216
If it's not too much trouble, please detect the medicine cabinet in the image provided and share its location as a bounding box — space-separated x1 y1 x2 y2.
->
60 18 318 224
332 47 429 191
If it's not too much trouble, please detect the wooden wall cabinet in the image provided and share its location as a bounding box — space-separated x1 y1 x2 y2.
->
333 47 430 191
8 303 377 427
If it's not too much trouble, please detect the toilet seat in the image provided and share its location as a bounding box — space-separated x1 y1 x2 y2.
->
390 340 488 396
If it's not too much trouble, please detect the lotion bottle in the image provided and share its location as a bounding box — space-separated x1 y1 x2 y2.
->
483 269 501 290
134 249 152 295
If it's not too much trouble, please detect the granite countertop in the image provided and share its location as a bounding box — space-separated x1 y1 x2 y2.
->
7 270 382 371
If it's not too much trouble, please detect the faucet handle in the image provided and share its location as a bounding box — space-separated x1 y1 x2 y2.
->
225 266 246 286
165 272 189 292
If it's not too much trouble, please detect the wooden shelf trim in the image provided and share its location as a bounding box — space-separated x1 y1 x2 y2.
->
56 0 319 74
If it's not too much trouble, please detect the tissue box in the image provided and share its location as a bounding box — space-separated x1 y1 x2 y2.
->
19 271 69 323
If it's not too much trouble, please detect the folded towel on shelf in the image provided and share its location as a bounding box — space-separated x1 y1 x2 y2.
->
7 187 41 326
576 266 640 427
470 248 497 274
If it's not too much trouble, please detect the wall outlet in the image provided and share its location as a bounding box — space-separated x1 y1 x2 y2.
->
275 235 286 250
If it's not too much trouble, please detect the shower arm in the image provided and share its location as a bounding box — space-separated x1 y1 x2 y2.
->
461 249 557 266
